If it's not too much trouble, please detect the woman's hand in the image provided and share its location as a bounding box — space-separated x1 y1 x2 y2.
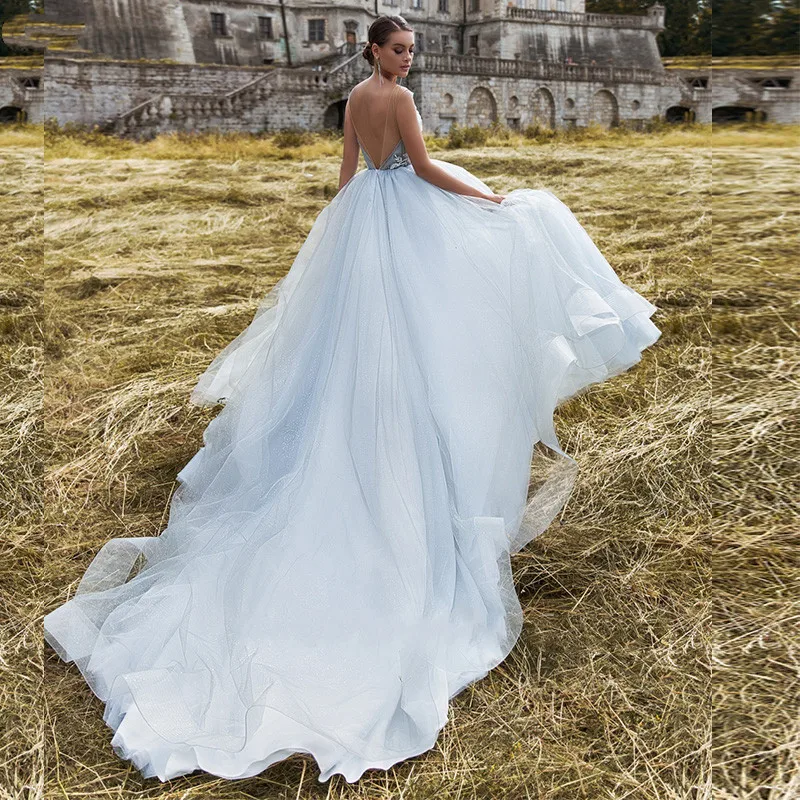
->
484 193 506 204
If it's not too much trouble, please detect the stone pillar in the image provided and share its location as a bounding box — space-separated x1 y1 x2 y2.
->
647 3 666 32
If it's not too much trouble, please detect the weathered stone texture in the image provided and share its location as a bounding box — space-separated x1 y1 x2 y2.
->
0 68 44 123
3 1 798 132
710 70 800 124
82 0 194 63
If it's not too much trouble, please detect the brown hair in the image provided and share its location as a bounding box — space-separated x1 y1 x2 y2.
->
361 15 414 68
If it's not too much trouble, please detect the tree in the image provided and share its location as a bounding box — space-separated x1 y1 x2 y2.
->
710 0 772 55
696 2 712 48
764 1 800 53
661 0 710 55
586 1 711 55
711 0 800 56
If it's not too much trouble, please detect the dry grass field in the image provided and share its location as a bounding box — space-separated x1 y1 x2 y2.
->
0 120 795 799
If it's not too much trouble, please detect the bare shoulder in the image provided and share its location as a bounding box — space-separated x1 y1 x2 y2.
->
395 86 414 103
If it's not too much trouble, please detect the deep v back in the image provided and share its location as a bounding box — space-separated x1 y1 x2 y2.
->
348 83 406 171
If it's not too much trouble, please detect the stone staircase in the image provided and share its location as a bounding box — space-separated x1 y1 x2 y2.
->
309 40 366 70
98 69 280 137
98 46 369 139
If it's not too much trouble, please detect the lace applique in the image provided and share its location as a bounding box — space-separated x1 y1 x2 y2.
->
386 151 411 170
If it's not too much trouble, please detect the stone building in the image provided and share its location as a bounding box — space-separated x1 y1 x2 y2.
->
1 0 798 135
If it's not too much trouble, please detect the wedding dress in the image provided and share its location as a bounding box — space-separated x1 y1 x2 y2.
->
43 81 661 782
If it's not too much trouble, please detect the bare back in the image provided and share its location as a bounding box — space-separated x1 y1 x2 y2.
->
347 81 404 170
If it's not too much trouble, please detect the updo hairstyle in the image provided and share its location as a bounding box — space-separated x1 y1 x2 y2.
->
361 15 414 67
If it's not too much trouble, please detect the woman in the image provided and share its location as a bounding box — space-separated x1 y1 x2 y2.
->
44 14 661 784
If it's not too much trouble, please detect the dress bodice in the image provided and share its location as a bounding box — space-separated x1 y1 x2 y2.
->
358 108 423 171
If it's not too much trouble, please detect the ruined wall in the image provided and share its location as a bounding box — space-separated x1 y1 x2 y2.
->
81 0 195 63
181 2 378 67
416 69 668 133
42 0 85 24
711 69 800 124
42 57 355 133
181 1 284 66
44 59 251 125
494 19 663 70
42 53 672 136
0 68 44 123
38 0 658 71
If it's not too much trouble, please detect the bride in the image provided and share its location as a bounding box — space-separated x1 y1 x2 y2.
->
44 14 661 784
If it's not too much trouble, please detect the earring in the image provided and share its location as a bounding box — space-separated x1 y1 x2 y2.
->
377 56 383 87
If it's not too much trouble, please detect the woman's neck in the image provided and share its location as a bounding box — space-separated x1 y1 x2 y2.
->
374 70 397 86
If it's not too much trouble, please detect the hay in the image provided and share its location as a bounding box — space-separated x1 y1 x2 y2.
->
0 122 786 797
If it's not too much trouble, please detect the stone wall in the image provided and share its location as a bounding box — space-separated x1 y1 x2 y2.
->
417 69 674 133
38 55 800 135
44 58 265 127
460 17 664 70
34 1 662 69
81 0 194 63
8 0 799 134
42 0 86 24
40 51 695 136
710 69 800 124
0 67 44 123
42 56 366 135
182 0 283 67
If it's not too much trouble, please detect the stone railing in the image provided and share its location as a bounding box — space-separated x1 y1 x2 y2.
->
308 39 366 71
101 69 280 135
506 6 665 31
102 94 165 134
331 39 364 58
224 69 278 103
326 49 370 88
328 50 363 75
418 52 664 85
99 66 351 137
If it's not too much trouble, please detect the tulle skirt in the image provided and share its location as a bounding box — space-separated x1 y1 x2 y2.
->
44 158 661 781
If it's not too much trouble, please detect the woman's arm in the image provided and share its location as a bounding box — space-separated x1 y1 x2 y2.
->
396 89 497 201
338 99 360 192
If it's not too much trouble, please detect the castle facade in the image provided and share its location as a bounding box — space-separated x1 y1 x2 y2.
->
1 0 797 137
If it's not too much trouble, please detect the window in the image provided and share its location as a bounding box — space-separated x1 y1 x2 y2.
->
758 77 792 88
469 34 479 54
417 33 425 52
557 0 566 9
688 76 709 89
441 34 450 51
258 16 273 39
308 19 325 42
470 0 480 11
412 0 422 7
211 12 227 36
438 0 449 13
537 0 550 10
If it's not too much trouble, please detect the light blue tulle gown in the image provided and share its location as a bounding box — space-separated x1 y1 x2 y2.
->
44 91 661 782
